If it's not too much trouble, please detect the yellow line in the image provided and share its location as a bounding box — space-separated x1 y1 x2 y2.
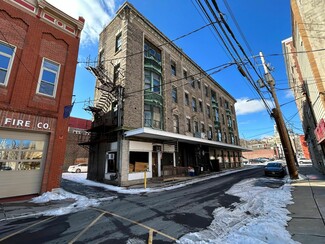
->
68 212 105 244
0 216 56 242
91 207 177 241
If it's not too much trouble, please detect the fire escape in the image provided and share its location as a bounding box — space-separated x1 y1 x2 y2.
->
79 60 124 150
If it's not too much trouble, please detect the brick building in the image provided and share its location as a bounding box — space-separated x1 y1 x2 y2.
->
282 0 325 173
63 117 91 171
0 0 84 199
85 2 245 186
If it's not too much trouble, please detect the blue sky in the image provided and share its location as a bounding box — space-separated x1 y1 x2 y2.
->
47 0 302 139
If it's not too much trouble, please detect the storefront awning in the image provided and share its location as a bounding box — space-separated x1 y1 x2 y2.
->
124 127 250 151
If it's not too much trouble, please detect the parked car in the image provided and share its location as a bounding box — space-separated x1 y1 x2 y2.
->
264 162 287 178
298 158 312 165
249 158 269 164
68 163 88 173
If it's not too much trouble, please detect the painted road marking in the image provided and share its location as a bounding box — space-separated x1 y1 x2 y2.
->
0 216 56 242
68 212 105 244
91 207 177 241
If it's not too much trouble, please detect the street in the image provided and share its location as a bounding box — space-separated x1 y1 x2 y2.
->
0 167 273 243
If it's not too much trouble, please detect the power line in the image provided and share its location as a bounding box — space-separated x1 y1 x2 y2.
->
78 21 217 65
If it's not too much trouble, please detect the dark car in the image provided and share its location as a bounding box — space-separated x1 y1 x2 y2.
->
264 162 287 177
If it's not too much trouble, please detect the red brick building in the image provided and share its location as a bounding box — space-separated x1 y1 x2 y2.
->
0 0 84 199
63 117 92 171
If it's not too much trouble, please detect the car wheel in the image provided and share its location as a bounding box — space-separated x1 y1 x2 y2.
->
76 169 81 173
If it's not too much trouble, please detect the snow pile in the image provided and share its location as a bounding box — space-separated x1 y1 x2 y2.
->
31 188 116 216
178 178 297 244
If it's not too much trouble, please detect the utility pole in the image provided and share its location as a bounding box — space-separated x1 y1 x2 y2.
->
259 52 298 179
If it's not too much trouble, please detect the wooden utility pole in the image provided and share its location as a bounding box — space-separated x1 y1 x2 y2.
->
259 52 298 179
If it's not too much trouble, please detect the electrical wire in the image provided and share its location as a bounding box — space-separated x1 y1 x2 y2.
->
78 21 218 65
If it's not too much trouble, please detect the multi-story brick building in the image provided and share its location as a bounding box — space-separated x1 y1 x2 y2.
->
0 0 84 199
86 2 244 186
282 0 325 173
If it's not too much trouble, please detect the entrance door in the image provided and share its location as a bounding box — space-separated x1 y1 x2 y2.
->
152 152 158 177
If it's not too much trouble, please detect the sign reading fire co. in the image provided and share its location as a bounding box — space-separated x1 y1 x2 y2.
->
0 110 56 131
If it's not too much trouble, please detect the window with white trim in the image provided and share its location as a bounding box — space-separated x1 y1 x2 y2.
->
0 42 15 86
37 58 60 97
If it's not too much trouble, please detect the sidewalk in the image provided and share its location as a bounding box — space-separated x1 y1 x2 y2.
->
287 165 325 243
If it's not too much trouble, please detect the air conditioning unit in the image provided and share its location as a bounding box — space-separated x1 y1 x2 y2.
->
107 153 115 160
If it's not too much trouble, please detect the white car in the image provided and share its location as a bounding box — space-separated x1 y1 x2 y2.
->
298 158 312 165
68 163 88 173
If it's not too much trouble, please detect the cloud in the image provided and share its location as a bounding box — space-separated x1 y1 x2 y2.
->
284 90 294 98
47 0 118 45
235 97 273 115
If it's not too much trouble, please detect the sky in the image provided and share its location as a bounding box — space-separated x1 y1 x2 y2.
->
25 170 297 243
47 0 303 139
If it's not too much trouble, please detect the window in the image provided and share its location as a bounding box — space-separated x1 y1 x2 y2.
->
194 121 199 133
171 60 176 76
192 97 197 112
191 77 195 88
129 152 148 173
207 104 211 118
172 86 177 103
208 126 213 139
0 42 15 86
227 115 232 128
185 93 189 106
98 50 104 67
222 114 225 125
144 104 162 129
186 118 191 132
183 69 188 80
0 137 45 171
113 63 120 83
230 133 235 144
115 33 122 52
201 122 205 133
144 70 161 94
205 85 209 97
199 100 203 112
37 58 60 97
173 115 179 133
224 132 227 143
225 100 229 109
144 41 161 62
215 109 220 122
216 129 222 141
197 80 201 89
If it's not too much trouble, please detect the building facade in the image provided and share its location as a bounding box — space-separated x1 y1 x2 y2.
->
63 117 91 171
282 0 325 173
0 0 84 199
86 3 244 186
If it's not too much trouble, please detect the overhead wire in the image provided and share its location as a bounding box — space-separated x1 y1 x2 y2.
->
199 0 273 114
78 21 218 65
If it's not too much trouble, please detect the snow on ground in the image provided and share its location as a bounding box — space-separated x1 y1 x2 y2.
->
30 167 298 243
178 177 297 244
31 188 116 216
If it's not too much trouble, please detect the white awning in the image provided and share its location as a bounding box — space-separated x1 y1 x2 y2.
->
124 127 248 151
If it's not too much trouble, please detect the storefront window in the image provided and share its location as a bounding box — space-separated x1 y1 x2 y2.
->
129 152 149 173
0 137 45 171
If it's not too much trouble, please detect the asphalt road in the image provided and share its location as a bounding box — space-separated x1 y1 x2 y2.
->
0 167 265 243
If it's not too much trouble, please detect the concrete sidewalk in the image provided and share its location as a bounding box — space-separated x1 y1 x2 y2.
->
287 165 325 243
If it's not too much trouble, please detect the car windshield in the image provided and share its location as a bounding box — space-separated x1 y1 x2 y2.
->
266 163 282 167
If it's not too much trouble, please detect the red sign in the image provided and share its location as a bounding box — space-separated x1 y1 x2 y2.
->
314 118 325 143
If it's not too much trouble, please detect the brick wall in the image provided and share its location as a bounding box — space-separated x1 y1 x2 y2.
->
0 1 83 194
